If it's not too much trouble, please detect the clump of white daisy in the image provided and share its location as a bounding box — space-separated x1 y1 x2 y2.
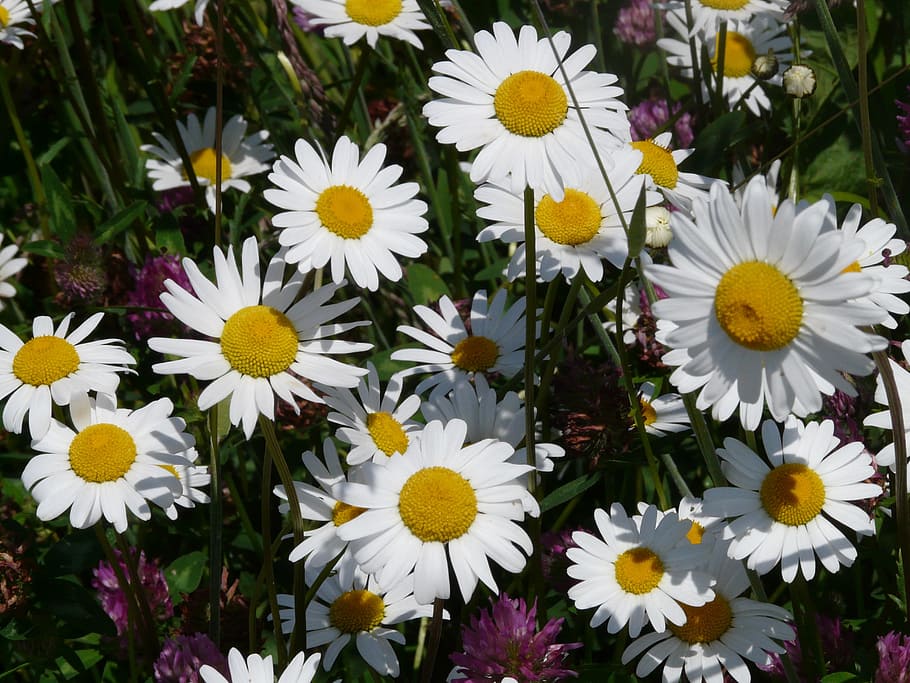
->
863 340 910 473
289 0 430 49
637 381 690 437
201 648 321 683
0 234 27 310
629 132 714 212
159 447 210 521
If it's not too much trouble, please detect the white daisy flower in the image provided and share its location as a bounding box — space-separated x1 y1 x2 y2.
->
264 136 429 292
622 538 794 683
142 107 274 212
0 313 136 439
835 203 910 328
0 0 50 49
0 234 27 310
658 11 794 116
567 502 715 637
703 416 882 582
646 177 887 430
159 447 210 520
630 132 714 212
148 0 209 26
335 419 535 605
732 159 782 215
661 0 788 35
475 149 660 283
200 648 322 683
604 281 642 346
863 340 910 472
423 21 631 201
20 394 191 533
318 362 422 465
148 237 371 439
289 0 429 49
638 381 690 437
278 571 434 677
674 496 726 546
391 289 532 395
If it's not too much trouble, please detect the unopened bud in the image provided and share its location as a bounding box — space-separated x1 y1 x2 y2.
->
783 64 817 98
645 206 673 248
751 50 779 80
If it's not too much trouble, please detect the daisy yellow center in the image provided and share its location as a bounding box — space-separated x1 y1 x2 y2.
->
332 501 367 526
639 398 657 426
711 31 757 78
366 412 409 456
187 148 232 184
631 140 679 189
535 190 602 245
13 336 80 387
669 596 733 644
686 521 706 545
614 546 664 595
315 185 374 239
493 70 568 138
0 7 9 27
399 466 477 543
69 424 138 483
714 261 803 351
345 0 402 25
760 462 826 526
843 261 862 273
700 0 750 8
450 335 500 373
220 305 298 378
329 589 386 633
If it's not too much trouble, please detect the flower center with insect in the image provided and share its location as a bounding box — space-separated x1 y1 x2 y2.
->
760 462 826 526
367 412 410 456
711 31 757 78
494 70 569 138
69 424 138 483
700 0 751 9
186 148 232 184
220 305 298 378
631 140 679 189
332 501 367 526
714 261 803 351
535 189 603 245
669 596 733 644
399 466 478 542
329 589 386 633
615 546 664 595
316 185 374 239
345 0 402 26
13 336 80 387
450 335 500 373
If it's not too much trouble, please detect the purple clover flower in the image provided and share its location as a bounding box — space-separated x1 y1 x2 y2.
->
615 0 656 46
876 631 910 683
629 97 695 149
540 529 581 593
450 594 580 682
92 549 173 637
154 633 229 683
897 87 910 152
759 614 853 681
126 253 192 340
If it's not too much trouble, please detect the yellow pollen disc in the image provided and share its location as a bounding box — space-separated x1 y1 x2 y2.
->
493 70 568 138
329 589 386 633
669 596 733 644
220 305 298 378
614 546 665 595
315 185 374 239
760 463 826 526
13 336 80 387
0 7 9 27
69 424 138 483
399 466 478 543
714 261 803 351
686 521 706 545
345 0 402 26
631 140 679 189
700 0 751 8
450 335 500 373
186 148 232 184
332 500 367 526
843 261 862 273
535 189 603 245
366 412 409 456
639 398 657 426
711 31 758 78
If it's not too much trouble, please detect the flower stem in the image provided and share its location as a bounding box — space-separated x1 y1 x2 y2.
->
93 525 139 682
682 392 726 487
258 433 287 667
789 574 825 680
214 0 225 246
336 47 372 138
114 534 160 656
418 598 446 683
207 405 223 648
523 186 538 497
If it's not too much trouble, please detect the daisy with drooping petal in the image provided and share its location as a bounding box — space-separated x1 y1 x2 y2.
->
476 148 660 283
148 237 371 439
567 502 715 637
159 447 210 520
630 132 714 212
703 416 882 582
0 312 136 439
289 0 429 49
638 381 690 437
864 340 910 472
646 176 887 430
0 0 43 49
336 419 535 605
0 234 27 311
264 136 429 291
148 0 209 25
318 362 422 465
142 107 274 212
661 0 788 35
279 571 434 677
423 21 631 200
200 648 321 683
622 539 794 683
20 394 192 533
391 290 532 395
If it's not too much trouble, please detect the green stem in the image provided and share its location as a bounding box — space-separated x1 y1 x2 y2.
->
789 574 825 680
855 0 878 215
523 186 538 498
682 393 726 487
683 0 704 110
207 405 223 647
214 0 225 246
259 436 287 667
115 534 160 656
94 526 139 682
748 571 800 683
336 47 372 138
713 21 727 115
418 598 446 683
445 146 465 299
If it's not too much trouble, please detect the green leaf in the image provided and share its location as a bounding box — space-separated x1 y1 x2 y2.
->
42 529 100 577
155 225 188 256
42 579 115 638
21 240 65 259
627 184 648 259
821 673 858 682
95 202 148 244
541 473 602 513
687 111 750 171
40 166 77 243
406 263 451 305
164 551 206 599
0 618 30 641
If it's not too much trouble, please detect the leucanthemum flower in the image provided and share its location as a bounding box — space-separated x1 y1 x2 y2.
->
0 0 42 49
279 571 434 677
863 340 910 472
289 0 429 49
264 136 428 292
423 21 631 200
148 0 209 25
391 290 532 394
159 447 210 520
20 395 192 533
148 237 371 439
142 107 274 212
604 281 642 346
661 0 788 35
475 148 660 283
630 132 714 212
318 362 422 465
567 502 715 637
637 381 689 437
622 539 794 683
0 312 136 439
646 177 887 430
200 648 321 683
703 416 882 582
335 419 535 605
0 234 27 310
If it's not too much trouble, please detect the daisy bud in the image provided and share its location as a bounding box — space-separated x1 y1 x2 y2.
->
645 206 673 247
751 50 779 80
783 64 817 98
